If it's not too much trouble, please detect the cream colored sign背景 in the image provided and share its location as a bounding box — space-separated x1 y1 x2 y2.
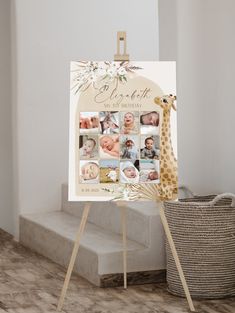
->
69 61 178 202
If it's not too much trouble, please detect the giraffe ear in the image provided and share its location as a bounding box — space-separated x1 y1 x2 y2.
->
169 94 176 100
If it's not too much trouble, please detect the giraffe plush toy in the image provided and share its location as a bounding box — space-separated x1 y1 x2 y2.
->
154 94 178 200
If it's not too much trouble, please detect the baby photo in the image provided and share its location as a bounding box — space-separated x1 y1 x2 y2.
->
140 135 160 159
120 111 139 134
79 160 99 184
99 160 119 184
79 135 98 159
99 135 119 159
99 111 119 134
139 160 160 183
120 160 139 184
140 111 160 135
120 135 139 160
79 112 99 134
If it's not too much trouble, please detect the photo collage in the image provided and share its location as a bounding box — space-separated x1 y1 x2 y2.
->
79 111 160 184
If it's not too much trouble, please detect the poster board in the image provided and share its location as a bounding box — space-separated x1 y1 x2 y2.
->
69 61 177 202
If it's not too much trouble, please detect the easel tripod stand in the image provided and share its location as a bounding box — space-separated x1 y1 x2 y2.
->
57 31 195 312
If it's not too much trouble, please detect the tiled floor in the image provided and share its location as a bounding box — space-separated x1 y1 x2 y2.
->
0 229 234 313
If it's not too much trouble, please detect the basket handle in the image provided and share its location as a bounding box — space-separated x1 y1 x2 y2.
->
179 185 195 197
209 193 235 207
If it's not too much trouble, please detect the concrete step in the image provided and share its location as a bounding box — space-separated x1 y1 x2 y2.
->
19 210 166 287
62 184 160 246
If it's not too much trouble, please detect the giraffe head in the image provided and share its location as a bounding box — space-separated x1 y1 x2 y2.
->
154 94 177 112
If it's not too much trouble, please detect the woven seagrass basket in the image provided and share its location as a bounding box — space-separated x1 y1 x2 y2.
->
164 190 235 299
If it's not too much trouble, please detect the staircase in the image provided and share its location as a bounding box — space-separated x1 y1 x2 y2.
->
19 184 166 287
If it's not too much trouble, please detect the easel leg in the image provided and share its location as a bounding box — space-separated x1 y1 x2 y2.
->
57 202 91 311
121 205 127 289
159 203 195 312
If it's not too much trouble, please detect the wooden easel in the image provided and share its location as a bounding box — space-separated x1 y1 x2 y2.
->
114 31 129 62
57 32 195 312
57 200 128 311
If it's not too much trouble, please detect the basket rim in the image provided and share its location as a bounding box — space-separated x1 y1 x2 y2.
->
165 192 235 208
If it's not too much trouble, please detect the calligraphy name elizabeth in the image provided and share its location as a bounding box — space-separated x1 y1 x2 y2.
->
94 85 152 105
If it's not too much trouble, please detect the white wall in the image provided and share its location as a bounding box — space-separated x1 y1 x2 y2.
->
159 0 235 194
9 0 235 236
12 0 159 232
0 0 13 234
202 0 235 193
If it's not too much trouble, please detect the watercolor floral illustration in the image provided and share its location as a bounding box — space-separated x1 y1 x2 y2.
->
71 61 142 94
